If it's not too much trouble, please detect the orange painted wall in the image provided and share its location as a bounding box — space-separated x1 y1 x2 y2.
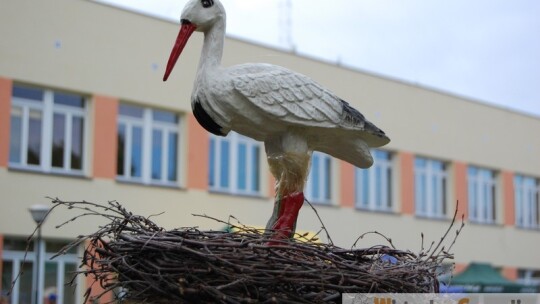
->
400 152 415 214
453 263 467 275
340 161 355 208
84 240 113 303
268 174 276 198
502 266 518 281
0 78 13 168
454 161 469 221
502 171 515 226
187 114 209 190
92 96 119 179
84 273 113 303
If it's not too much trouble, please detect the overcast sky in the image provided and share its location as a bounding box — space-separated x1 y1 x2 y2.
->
95 0 540 117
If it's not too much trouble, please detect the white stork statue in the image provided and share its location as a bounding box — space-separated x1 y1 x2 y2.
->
163 0 390 241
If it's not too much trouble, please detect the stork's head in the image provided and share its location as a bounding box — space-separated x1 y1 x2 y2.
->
182 0 225 32
163 0 225 81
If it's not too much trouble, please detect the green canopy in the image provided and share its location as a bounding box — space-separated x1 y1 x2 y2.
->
449 263 539 293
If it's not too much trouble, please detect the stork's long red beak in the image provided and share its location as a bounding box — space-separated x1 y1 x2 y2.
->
163 20 197 81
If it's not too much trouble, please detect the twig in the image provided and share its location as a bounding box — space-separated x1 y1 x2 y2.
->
304 198 334 246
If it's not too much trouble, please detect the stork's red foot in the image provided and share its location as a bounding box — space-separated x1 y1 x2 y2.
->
268 192 305 245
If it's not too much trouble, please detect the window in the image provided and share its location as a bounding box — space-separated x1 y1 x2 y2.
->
117 104 180 185
415 157 448 218
468 166 497 223
9 85 87 174
209 132 261 195
355 150 393 211
514 175 540 229
305 152 332 204
2 238 80 304
518 269 540 286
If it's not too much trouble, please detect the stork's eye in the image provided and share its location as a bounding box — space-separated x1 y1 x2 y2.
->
201 0 214 8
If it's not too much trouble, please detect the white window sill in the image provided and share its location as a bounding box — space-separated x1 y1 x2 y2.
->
355 206 396 214
8 164 88 179
415 213 448 221
116 177 182 190
468 218 499 226
515 224 540 231
208 188 264 199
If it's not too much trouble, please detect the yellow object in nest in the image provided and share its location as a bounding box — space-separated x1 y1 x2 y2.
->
229 225 321 243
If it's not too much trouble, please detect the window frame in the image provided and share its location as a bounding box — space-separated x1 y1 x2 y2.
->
517 269 540 286
9 86 88 176
414 157 448 219
468 166 498 224
116 104 181 186
355 149 394 212
2 238 82 304
209 132 262 196
305 152 333 205
514 175 540 229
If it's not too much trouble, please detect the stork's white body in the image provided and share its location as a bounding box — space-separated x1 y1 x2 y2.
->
198 62 389 166
164 0 390 239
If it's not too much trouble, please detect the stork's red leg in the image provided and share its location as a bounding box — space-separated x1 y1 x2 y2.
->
268 192 305 244
264 135 312 245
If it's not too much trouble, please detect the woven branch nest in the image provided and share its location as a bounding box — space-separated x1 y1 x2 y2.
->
47 199 463 304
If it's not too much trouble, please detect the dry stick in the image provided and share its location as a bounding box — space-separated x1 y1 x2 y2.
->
445 214 466 255
8 198 65 295
304 198 334 246
353 231 396 249
427 201 463 261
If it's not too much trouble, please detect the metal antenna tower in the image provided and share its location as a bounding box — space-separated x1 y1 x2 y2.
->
279 0 294 50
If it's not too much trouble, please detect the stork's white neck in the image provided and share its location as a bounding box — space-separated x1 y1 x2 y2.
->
196 19 225 80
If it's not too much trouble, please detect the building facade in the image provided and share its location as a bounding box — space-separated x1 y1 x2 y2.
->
1 0 539 303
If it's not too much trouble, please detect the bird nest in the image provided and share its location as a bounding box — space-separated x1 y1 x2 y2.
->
44 199 463 303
